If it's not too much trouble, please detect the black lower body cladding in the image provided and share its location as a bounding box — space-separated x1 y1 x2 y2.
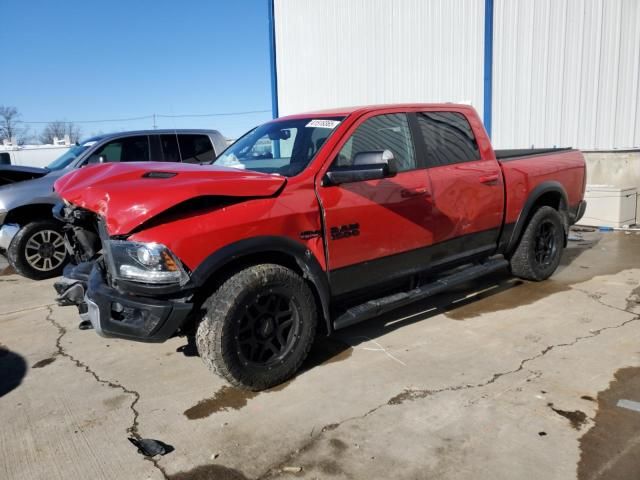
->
85 264 193 342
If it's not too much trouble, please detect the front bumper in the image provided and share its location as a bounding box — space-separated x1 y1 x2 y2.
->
0 223 19 251
86 264 193 343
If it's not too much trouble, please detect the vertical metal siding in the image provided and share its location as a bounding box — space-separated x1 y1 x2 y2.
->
493 0 640 150
273 0 485 119
275 0 639 150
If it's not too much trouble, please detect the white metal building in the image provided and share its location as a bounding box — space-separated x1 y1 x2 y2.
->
270 0 640 151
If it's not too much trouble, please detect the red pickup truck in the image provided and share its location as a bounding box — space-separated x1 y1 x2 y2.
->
54 104 586 390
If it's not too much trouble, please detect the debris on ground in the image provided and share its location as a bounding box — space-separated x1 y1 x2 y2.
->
128 437 174 457
281 466 303 473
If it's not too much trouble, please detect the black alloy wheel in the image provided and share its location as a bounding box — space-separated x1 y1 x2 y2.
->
533 220 558 267
236 290 301 367
509 206 565 282
196 263 317 390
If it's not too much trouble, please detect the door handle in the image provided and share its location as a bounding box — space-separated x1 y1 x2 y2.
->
401 187 431 198
479 174 500 186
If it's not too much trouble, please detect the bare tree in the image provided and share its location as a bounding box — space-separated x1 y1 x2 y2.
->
39 121 82 144
0 105 30 144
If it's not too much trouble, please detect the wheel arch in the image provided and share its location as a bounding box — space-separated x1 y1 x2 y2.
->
189 236 332 335
504 181 569 256
5 202 58 226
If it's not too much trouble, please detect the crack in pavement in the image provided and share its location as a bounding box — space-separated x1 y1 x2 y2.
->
0 303 56 317
44 306 169 480
256 288 640 479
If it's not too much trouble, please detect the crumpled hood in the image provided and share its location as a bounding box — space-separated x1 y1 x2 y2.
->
0 164 49 186
54 162 286 235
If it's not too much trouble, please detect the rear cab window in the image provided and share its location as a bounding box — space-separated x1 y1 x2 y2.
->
0 152 10 165
178 134 215 163
415 111 480 166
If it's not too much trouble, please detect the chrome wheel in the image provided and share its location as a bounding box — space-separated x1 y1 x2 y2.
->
24 229 67 272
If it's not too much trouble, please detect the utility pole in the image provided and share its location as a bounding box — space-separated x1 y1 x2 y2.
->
152 114 157 129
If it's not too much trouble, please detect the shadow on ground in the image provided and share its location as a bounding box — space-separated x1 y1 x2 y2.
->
177 231 640 421
308 230 612 367
178 231 638 394
0 344 27 397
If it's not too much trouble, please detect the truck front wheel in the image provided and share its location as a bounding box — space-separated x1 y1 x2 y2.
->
509 206 565 281
196 264 317 391
7 220 68 280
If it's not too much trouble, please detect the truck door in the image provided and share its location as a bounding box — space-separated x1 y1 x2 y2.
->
413 110 504 258
317 112 436 296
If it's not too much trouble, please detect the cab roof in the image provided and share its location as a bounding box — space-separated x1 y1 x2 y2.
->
275 103 475 121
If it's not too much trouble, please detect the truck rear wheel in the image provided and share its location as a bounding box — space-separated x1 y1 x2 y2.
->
7 220 68 280
196 264 317 391
509 206 565 281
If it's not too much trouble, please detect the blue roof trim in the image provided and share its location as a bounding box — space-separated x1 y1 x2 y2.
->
483 0 494 137
268 0 279 119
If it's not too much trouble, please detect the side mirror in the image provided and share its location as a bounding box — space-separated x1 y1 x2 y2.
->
87 154 107 165
323 150 397 186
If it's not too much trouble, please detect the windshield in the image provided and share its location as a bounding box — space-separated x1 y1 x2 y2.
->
46 141 96 170
214 117 344 177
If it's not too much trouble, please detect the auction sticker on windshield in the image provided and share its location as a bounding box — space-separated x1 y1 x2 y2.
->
306 119 340 129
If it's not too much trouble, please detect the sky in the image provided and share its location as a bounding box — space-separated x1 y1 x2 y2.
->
1 0 273 140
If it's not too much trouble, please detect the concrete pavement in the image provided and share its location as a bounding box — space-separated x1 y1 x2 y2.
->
1 230 639 480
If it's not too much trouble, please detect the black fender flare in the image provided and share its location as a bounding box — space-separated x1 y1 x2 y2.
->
190 236 332 334
503 181 569 255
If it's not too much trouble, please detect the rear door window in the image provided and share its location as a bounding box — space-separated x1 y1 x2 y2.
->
415 112 480 166
0 152 10 165
178 134 215 163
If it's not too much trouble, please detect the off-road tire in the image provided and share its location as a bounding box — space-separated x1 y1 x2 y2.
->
196 264 317 390
510 206 565 281
7 220 68 280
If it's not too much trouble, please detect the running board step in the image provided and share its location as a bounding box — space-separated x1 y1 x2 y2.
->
333 257 509 330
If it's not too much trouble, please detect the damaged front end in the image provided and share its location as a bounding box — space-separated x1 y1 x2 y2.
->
53 201 195 342
52 202 102 319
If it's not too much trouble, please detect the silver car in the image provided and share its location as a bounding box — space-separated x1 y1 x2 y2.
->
0 129 227 280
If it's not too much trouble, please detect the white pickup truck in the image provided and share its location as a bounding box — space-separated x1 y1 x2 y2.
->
0 144 71 168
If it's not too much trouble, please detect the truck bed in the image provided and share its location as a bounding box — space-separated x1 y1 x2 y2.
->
497 148 586 227
495 147 574 161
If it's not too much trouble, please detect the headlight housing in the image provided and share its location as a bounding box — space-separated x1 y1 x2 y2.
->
107 240 189 285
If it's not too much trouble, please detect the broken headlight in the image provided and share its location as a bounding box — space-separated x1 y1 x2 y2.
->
107 240 189 285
